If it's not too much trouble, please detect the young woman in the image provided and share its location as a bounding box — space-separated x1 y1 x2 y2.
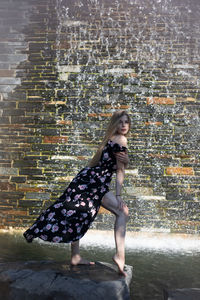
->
23 110 131 276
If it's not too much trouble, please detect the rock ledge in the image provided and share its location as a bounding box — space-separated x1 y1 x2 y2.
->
164 288 200 300
0 260 133 300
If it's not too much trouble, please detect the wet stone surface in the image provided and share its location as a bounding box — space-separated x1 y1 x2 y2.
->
0 260 132 300
163 288 200 300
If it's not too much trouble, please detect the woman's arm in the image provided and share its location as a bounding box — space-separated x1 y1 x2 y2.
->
115 157 125 210
111 135 128 208
115 149 129 168
112 135 129 168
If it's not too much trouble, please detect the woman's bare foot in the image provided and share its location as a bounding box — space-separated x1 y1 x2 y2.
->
71 254 95 266
112 254 126 276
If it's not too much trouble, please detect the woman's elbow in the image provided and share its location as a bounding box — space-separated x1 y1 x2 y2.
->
116 166 125 174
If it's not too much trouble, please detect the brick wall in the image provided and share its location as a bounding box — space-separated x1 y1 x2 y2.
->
0 0 200 233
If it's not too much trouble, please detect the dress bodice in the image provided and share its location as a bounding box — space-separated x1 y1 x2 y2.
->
99 139 127 171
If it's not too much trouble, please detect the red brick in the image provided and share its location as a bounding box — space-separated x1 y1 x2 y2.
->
52 41 70 49
0 210 27 216
88 113 113 118
124 73 137 77
99 206 111 214
88 113 98 117
165 167 194 176
57 120 72 125
99 113 113 117
77 156 87 160
147 97 175 105
104 105 130 109
43 136 68 144
176 220 200 226
175 154 192 159
17 187 44 192
0 183 15 191
145 122 163 126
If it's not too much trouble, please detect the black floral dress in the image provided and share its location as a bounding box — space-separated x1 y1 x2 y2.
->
23 140 127 244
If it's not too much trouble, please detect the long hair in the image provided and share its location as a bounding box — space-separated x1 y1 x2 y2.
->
88 110 131 167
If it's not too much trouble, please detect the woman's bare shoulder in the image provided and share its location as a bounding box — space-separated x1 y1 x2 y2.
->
111 135 127 147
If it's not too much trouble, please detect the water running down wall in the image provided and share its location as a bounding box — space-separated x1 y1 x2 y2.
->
0 0 200 233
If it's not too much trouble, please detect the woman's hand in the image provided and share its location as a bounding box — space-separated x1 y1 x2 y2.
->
115 150 129 166
116 195 127 211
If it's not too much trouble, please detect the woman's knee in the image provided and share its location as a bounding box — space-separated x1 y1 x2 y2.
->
102 192 129 220
101 192 119 215
124 205 129 221
118 205 129 221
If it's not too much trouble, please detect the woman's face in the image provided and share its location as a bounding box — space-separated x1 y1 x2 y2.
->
116 115 130 135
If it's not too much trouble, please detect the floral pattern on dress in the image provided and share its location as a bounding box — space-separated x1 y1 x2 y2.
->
23 140 127 244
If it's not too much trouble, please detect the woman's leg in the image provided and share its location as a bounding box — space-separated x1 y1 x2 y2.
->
101 191 129 276
70 240 95 265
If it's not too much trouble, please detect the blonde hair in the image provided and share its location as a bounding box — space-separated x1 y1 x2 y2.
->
88 110 131 167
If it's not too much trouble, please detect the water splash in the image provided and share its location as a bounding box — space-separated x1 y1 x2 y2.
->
32 229 200 254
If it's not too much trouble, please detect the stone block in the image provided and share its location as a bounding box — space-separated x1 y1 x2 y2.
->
19 169 43 176
2 109 25 116
37 128 60 136
26 137 42 143
35 116 57 125
10 177 27 183
0 85 15 93
25 192 50 200
29 42 51 51
18 200 42 207
0 78 21 85
0 117 9 125
13 160 37 168
58 65 82 74
0 70 15 77
0 62 10 70
31 144 61 152
0 261 132 300
105 68 136 75
11 116 35 125
18 102 43 110
0 191 24 200
163 288 200 300
0 54 27 63
0 101 16 108
6 91 26 101
0 168 18 175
